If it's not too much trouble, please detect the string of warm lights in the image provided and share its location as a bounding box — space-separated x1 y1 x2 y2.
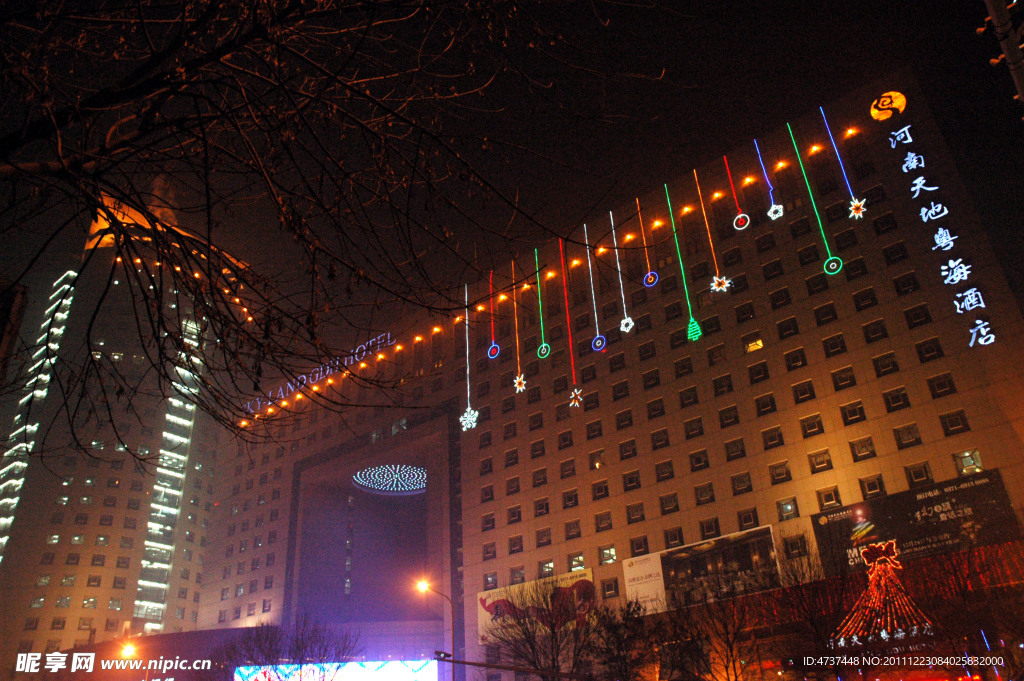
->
236 116 864 427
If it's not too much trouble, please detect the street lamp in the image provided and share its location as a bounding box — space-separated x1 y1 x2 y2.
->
416 580 456 672
122 642 149 681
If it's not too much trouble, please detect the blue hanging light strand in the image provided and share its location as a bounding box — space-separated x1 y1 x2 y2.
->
820 106 855 198
753 139 776 205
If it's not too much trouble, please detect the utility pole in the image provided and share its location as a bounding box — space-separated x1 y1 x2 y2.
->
980 0 1024 115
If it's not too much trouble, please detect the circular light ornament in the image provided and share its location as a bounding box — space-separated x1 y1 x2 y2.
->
591 335 607 352
732 213 750 231
352 464 427 496
823 256 844 276
870 91 906 121
643 271 659 288
487 342 500 360
536 343 551 359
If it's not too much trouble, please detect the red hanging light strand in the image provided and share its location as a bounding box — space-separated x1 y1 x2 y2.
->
488 270 496 344
723 155 742 214
635 197 653 273
558 238 577 384
693 169 720 276
511 261 521 375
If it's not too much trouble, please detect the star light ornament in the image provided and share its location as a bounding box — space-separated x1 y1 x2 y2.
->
513 374 527 393
619 316 635 333
848 197 866 219
460 407 479 431
767 204 784 221
710 276 732 293
569 388 583 408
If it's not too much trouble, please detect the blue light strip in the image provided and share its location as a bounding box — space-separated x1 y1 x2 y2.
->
753 139 776 205
820 106 855 199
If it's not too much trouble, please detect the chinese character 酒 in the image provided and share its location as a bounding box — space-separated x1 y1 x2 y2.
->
954 288 985 313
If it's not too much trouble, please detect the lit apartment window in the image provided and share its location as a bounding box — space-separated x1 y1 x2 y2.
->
777 498 799 521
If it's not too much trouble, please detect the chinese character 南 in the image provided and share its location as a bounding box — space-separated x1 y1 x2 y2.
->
932 228 958 251
941 258 971 285
968 319 995 347
919 202 948 222
954 288 986 314
890 125 913 147
901 151 925 172
910 176 939 199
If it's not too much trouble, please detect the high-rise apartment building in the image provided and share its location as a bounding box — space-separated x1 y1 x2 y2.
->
0 204 221 676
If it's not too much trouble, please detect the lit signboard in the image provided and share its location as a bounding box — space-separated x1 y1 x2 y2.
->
234 660 437 681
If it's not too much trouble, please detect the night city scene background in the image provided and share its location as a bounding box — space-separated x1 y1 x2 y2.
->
1 2 1024 681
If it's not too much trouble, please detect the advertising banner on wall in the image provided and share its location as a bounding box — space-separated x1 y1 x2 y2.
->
811 469 1022 576
622 526 779 613
477 570 595 643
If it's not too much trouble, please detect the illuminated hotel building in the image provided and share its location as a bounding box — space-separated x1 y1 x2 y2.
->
455 75 1024 660
198 74 1024 672
4 72 1024 678
0 206 221 677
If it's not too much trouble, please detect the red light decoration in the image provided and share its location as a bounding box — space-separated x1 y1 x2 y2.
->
558 238 577 388
831 540 934 648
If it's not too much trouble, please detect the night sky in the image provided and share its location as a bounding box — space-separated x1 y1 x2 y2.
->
472 1 1024 303
3 0 1023 342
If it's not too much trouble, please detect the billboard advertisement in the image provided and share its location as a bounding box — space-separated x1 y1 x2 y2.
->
477 570 595 643
811 469 1022 576
622 526 779 612
235 660 438 681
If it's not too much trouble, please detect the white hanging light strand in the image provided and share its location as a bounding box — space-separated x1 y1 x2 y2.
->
609 211 634 333
583 223 600 335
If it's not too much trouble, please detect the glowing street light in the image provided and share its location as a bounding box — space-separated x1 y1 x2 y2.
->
416 580 456 674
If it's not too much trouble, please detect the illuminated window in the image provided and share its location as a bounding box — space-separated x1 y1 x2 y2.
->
954 450 983 475
569 552 585 572
777 498 799 521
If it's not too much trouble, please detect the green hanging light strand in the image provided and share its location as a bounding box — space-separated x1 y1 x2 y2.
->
534 248 551 358
786 122 844 276
664 184 703 342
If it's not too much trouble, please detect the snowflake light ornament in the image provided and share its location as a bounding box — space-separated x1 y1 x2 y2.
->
619 316 635 333
710 276 732 293
848 197 866 219
513 374 526 393
767 204 784 221
460 407 479 431
569 388 583 408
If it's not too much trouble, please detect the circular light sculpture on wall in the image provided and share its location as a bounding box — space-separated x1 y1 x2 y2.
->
352 464 427 496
